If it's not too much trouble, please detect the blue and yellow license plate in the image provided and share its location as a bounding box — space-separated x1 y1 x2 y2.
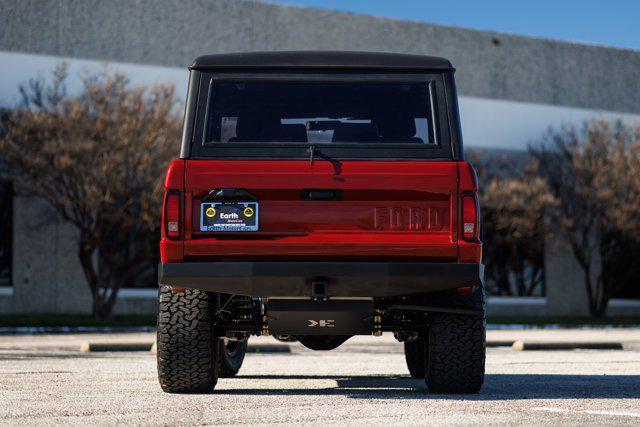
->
200 201 258 232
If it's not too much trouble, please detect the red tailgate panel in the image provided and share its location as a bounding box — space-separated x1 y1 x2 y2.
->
183 160 458 261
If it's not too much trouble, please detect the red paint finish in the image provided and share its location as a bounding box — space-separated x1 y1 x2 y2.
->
461 194 478 240
182 160 458 261
164 193 181 239
164 159 185 189
160 160 185 263
160 159 482 263
457 162 482 263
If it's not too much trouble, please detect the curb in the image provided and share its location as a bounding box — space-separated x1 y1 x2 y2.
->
486 340 516 347
80 341 154 352
82 341 291 353
247 344 291 353
512 341 624 351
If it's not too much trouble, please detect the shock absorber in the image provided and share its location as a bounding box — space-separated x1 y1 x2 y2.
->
215 295 262 336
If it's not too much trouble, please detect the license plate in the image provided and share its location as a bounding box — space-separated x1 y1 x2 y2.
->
200 201 259 232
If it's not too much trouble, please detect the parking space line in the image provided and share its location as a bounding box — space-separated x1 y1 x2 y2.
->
533 407 640 418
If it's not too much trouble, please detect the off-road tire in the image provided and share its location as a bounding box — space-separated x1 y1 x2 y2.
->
218 339 248 378
404 338 427 379
426 287 486 394
157 286 219 393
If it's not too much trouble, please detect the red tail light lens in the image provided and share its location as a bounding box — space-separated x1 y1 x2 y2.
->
164 191 181 239
462 193 478 241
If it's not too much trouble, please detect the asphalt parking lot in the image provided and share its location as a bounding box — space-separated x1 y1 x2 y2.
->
1 330 640 425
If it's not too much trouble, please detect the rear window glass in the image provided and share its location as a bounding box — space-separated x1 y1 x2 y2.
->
204 82 438 146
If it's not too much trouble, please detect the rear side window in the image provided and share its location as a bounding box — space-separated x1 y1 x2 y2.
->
205 82 438 146
190 74 453 159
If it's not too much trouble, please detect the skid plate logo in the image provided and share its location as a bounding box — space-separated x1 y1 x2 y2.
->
307 319 335 328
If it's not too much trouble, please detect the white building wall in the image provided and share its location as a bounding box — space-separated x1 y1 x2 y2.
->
2 51 639 152
2 0 640 317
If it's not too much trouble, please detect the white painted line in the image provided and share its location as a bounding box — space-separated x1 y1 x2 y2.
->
532 407 564 413
584 410 640 418
533 407 640 418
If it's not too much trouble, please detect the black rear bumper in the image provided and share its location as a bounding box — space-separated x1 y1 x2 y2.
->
158 262 484 297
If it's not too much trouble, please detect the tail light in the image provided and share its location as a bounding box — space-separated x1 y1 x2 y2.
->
461 193 479 241
164 190 181 239
457 285 476 296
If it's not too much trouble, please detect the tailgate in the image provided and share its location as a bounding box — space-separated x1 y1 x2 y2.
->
184 160 458 260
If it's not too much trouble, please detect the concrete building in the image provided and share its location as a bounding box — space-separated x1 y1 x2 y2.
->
1 0 639 317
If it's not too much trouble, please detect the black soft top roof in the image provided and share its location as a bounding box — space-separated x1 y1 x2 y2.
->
190 51 454 71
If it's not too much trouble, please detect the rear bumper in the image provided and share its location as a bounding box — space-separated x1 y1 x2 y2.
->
158 262 484 297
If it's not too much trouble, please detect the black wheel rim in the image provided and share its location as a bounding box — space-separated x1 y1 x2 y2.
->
224 339 240 356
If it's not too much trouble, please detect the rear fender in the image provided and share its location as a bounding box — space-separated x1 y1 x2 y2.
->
160 159 185 263
458 162 482 263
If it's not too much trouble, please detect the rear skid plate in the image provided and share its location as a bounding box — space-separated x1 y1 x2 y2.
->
266 299 373 335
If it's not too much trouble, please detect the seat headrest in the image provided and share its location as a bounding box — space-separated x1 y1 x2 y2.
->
262 124 308 142
234 114 278 140
377 116 417 140
332 123 378 142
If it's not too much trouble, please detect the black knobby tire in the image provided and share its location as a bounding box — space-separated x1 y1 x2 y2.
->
157 286 220 393
426 287 486 394
404 338 427 379
218 339 248 378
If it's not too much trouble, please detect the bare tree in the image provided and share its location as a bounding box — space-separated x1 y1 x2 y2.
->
531 118 640 316
0 63 181 319
471 151 554 296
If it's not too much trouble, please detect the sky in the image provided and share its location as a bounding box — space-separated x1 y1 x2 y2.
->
268 0 639 51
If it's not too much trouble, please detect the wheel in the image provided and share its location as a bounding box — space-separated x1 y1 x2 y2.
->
404 338 427 379
426 287 486 394
156 286 220 393
218 339 248 378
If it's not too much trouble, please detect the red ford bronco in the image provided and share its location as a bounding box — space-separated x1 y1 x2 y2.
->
157 51 484 394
